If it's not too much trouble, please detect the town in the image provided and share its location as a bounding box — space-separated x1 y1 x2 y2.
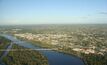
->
0 24 107 65
14 32 107 55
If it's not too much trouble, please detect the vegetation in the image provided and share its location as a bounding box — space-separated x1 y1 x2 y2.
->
82 53 107 65
59 48 107 65
15 34 107 65
2 44 48 65
0 36 11 56
16 36 53 48
1 24 107 65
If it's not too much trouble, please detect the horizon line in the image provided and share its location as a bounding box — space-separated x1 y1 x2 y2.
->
0 23 107 26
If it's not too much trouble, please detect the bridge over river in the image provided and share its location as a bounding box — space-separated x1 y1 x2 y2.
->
0 34 85 65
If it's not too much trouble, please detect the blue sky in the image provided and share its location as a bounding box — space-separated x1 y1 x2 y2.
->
0 0 107 25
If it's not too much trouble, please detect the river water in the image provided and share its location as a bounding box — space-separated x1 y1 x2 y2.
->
2 34 85 65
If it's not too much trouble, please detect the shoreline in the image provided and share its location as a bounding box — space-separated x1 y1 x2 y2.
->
15 36 86 65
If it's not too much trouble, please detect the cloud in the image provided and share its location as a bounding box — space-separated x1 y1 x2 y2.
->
98 12 107 14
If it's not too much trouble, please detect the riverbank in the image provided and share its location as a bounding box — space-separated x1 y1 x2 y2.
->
16 35 107 65
2 44 49 65
15 36 86 65
15 35 107 65
2 34 85 65
0 36 11 57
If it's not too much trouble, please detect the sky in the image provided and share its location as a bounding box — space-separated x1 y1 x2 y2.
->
0 0 107 25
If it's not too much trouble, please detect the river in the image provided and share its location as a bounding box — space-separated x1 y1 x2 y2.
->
1 34 85 65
